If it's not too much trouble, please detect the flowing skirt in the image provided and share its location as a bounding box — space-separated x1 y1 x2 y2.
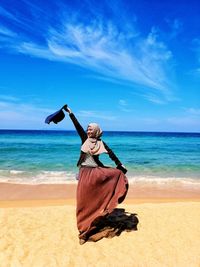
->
76 167 129 240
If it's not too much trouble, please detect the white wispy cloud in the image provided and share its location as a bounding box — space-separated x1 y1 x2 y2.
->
0 94 19 101
167 116 200 127
185 107 200 115
0 2 176 102
118 99 133 112
0 6 18 21
166 107 200 131
143 94 166 105
131 90 168 105
77 110 116 121
0 98 55 128
191 38 200 75
0 93 116 128
119 100 127 106
47 24 174 95
0 25 17 37
165 18 183 39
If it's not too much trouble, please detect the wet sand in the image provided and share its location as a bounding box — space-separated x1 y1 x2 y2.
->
0 181 200 201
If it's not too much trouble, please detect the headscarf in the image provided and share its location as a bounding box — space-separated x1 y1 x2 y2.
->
81 123 107 155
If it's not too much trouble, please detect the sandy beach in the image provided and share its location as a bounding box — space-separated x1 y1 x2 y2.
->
0 183 200 267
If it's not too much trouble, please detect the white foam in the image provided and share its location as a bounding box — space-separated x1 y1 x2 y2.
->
127 175 200 187
0 169 199 187
0 170 77 184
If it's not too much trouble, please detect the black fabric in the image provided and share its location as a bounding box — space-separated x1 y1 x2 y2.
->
69 113 122 167
45 109 65 124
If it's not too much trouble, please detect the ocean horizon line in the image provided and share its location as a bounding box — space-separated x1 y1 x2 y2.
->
0 129 200 135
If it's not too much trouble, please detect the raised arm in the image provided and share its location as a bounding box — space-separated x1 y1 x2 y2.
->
103 142 127 174
63 105 87 143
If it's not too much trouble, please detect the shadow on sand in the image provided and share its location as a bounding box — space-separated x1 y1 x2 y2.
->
85 208 139 243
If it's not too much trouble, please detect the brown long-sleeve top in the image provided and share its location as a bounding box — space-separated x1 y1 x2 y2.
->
69 113 122 168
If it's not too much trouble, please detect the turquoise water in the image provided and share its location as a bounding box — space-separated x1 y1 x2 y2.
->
0 130 200 184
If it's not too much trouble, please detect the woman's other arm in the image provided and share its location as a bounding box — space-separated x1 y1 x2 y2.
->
103 142 127 174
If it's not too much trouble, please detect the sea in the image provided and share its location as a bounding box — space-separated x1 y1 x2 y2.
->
0 130 200 186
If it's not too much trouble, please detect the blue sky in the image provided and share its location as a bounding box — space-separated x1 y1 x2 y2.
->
0 0 199 132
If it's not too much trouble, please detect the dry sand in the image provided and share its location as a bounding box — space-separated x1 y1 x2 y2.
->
0 183 200 267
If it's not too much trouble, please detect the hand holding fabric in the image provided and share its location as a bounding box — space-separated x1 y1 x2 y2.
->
116 164 127 174
63 104 72 114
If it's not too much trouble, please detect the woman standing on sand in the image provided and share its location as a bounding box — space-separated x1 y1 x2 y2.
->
63 105 129 244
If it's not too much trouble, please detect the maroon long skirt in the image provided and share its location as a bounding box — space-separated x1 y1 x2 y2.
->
76 167 129 240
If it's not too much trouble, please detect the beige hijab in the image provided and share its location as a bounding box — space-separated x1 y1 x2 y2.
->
81 123 107 155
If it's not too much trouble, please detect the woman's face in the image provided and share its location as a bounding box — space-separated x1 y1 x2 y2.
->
87 126 96 138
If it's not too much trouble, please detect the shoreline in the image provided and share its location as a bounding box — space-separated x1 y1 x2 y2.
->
0 182 199 207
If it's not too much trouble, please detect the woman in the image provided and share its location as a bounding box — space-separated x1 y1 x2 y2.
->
63 105 129 244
